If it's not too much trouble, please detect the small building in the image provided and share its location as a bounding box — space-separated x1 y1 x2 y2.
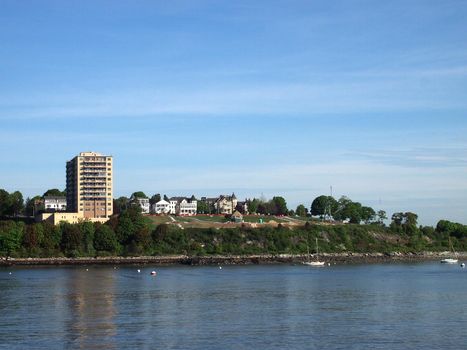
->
36 212 109 225
152 199 171 214
44 196 67 212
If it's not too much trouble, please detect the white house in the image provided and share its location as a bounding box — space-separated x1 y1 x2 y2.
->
44 196 67 212
178 198 197 216
152 199 171 214
169 196 198 216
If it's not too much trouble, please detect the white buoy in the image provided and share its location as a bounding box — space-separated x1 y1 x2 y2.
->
86 268 89 271
114 266 117 270
328 263 331 266
137 269 141 273
461 263 465 268
150 271 157 276
219 266 222 270
9 272 12 275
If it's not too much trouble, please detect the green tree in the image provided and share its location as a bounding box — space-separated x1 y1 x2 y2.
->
361 206 376 224
311 195 337 218
94 224 119 253
296 204 308 217
131 191 148 199
376 210 388 225
272 196 288 215
60 223 84 256
78 221 95 255
0 221 25 255
247 198 260 214
23 223 44 252
43 189 66 197
0 189 11 216
9 191 24 216
24 195 42 216
197 200 210 214
113 197 129 214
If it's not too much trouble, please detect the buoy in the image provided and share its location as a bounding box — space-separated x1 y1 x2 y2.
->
137 269 141 273
150 271 157 276
9 272 12 275
461 263 465 268
114 266 117 270
219 266 222 270
86 268 89 271
328 263 331 266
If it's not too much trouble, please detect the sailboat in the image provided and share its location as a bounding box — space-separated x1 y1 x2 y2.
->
303 237 325 266
440 236 459 264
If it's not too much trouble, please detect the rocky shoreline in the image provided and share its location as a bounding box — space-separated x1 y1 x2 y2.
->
1 252 465 267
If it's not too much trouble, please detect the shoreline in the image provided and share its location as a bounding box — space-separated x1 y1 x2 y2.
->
1 252 465 267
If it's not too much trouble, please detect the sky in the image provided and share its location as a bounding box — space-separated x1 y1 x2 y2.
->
1 0 466 225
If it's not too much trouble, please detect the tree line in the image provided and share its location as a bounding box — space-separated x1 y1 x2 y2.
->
1 204 467 257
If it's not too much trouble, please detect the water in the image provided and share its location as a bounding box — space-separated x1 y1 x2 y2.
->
1 263 466 349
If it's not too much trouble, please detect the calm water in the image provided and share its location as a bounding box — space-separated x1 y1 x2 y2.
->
1 262 467 349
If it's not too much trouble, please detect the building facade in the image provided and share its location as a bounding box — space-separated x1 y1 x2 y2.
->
66 152 113 221
169 197 197 215
43 196 67 212
152 199 171 214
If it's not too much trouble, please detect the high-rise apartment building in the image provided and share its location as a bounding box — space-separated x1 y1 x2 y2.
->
66 152 113 220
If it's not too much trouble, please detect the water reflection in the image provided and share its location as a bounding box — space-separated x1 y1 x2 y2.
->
64 268 116 349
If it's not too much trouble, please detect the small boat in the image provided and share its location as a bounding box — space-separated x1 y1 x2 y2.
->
440 258 458 264
303 237 325 267
440 237 458 264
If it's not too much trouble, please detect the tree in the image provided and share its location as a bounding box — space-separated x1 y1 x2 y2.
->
247 198 260 214
163 194 169 201
296 204 308 217
0 221 25 255
361 206 376 224
24 195 42 216
149 193 161 205
197 200 210 214
60 223 84 255
131 191 147 199
23 223 44 251
376 210 387 226
390 212 419 235
272 196 288 215
9 191 24 216
79 221 95 255
94 224 119 253
0 189 11 216
341 201 362 224
113 197 129 215
311 195 337 218
43 189 65 197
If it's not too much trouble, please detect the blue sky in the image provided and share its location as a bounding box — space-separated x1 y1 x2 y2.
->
1 0 466 225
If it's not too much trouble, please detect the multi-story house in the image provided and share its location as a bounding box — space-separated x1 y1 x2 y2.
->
43 196 67 212
169 196 197 216
152 199 171 214
214 193 238 214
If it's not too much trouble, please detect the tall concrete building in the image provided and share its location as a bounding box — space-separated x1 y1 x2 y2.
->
66 152 113 220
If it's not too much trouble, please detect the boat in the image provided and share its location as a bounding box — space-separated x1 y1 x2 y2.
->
303 237 325 266
440 237 458 264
